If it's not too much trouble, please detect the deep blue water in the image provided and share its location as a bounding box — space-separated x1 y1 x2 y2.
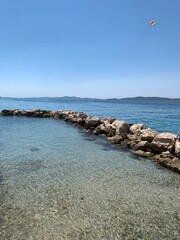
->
0 97 180 133
0 98 180 239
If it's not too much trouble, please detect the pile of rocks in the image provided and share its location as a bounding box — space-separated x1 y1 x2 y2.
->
1 109 180 173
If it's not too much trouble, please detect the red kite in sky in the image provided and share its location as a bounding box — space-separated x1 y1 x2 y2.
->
150 20 156 26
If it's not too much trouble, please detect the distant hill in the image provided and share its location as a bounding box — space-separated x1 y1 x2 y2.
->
2 96 180 102
107 96 180 102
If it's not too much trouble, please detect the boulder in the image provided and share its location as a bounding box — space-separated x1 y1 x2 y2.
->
151 132 177 153
61 110 73 118
130 124 145 135
120 139 129 147
85 117 101 128
104 117 116 124
108 135 124 144
112 120 130 135
94 124 107 135
50 111 63 118
34 112 44 118
127 134 141 142
41 110 51 114
133 150 153 157
13 109 21 116
154 156 180 173
19 110 26 116
43 113 51 118
106 125 116 137
104 120 113 128
97 120 115 135
75 117 84 124
160 151 174 159
150 141 167 153
175 141 180 158
134 141 151 151
128 141 137 148
1 109 14 116
75 112 88 119
140 128 158 142
25 110 36 117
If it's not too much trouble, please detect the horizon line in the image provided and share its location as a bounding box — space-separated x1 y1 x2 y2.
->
1 96 180 100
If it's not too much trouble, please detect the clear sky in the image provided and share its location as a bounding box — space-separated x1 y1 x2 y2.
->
0 0 180 98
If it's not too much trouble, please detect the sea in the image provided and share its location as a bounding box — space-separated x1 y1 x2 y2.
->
0 97 180 240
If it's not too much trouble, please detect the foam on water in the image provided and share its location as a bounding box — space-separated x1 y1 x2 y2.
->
0 116 180 239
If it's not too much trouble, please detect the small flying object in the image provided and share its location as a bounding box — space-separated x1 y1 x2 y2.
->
150 20 156 26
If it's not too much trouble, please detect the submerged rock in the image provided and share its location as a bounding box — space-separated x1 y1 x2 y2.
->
30 147 40 152
133 150 153 157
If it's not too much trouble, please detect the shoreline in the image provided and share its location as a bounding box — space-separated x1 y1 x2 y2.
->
1 109 180 173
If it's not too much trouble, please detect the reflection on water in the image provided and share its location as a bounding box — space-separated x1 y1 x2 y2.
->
0 117 180 239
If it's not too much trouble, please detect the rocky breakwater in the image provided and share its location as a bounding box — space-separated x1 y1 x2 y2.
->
1 109 180 173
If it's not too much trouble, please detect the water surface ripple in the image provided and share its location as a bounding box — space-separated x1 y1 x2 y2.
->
0 117 180 239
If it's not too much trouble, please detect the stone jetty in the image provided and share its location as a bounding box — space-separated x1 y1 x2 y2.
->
1 109 180 173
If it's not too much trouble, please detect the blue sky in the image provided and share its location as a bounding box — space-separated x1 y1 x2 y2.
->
0 0 180 98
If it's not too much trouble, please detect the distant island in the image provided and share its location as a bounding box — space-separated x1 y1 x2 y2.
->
2 96 180 102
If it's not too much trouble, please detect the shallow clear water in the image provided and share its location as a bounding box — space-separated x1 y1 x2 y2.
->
0 116 180 240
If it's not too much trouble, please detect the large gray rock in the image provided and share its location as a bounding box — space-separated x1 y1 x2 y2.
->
175 141 180 158
151 132 177 153
134 141 151 151
85 117 101 128
150 142 167 153
140 128 158 142
130 124 145 135
112 120 130 135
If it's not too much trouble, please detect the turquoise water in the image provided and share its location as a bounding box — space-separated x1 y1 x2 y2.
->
0 98 180 239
